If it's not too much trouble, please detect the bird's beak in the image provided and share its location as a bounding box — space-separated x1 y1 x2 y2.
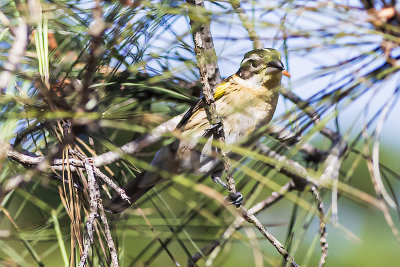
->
268 59 285 71
268 59 290 77
282 70 290 77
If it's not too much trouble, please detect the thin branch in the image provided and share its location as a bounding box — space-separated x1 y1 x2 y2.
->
7 114 183 169
191 181 296 265
14 122 48 147
186 0 222 90
200 181 296 266
186 0 239 202
7 119 318 171
92 168 130 204
280 89 341 142
240 207 299 267
98 200 119 267
78 0 106 111
257 143 311 189
91 114 183 166
79 159 100 267
230 0 262 49
310 186 328 267
79 154 119 267
69 149 130 203
7 149 83 168
0 19 28 92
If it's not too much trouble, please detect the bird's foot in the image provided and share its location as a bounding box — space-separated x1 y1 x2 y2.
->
211 171 227 188
212 171 242 207
228 191 243 207
209 121 223 135
200 121 223 142
212 176 227 189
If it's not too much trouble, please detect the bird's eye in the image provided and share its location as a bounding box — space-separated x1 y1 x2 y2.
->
250 59 262 68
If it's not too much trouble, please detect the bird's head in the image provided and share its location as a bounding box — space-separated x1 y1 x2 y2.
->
236 48 289 83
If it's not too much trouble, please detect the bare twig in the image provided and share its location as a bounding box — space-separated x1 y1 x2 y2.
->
7 118 321 172
68 149 130 203
14 122 48 147
201 181 296 266
257 143 311 189
64 150 119 267
98 201 119 267
240 207 299 267
186 0 222 90
91 114 183 166
186 0 239 202
230 0 262 49
79 159 100 267
363 138 400 243
78 0 106 111
0 19 28 92
6 114 183 172
93 168 130 203
7 149 83 168
280 89 341 142
310 186 328 267
79 156 120 267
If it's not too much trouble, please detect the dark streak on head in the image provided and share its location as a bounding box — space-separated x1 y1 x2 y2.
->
236 48 284 80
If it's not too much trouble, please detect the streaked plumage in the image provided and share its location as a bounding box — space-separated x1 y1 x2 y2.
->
107 48 286 213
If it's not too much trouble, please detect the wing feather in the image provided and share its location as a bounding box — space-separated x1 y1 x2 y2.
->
176 76 233 129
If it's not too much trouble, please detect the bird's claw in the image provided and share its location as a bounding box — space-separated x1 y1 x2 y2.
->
209 121 223 134
212 171 242 207
228 192 243 207
211 171 227 188
212 176 227 189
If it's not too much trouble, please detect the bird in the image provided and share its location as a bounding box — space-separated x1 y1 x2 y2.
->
107 48 289 213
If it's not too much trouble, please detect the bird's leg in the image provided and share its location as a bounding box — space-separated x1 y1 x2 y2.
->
209 120 223 134
194 122 222 151
201 121 223 141
211 170 227 189
211 170 244 207
207 122 244 207
229 191 243 207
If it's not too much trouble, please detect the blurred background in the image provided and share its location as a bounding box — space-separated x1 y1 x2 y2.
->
0 0 399 266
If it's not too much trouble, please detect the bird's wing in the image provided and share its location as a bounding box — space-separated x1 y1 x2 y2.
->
213 79 231 101
176 97 206 129
176 76 233 130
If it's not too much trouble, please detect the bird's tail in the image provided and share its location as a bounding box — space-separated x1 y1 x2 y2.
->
105 173 155 214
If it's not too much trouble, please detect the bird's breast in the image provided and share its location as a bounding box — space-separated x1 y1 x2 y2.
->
216 87 279 145
175 82 279 174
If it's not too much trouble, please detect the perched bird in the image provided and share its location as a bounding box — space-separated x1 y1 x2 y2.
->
107 48 288 213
